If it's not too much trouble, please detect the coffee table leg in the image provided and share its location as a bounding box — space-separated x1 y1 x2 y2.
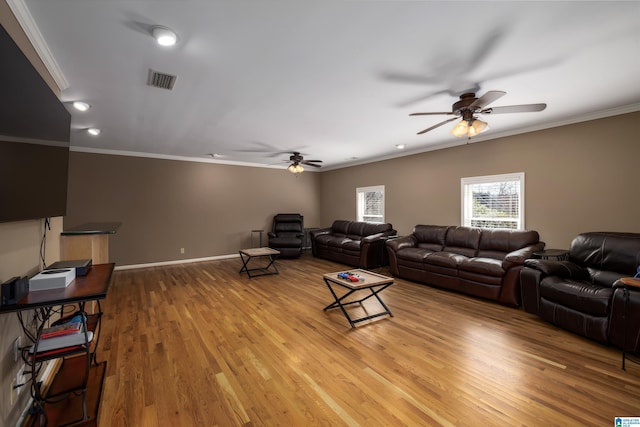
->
239 252 279 278
239 251 250 274
323 279 356 327
369 285 394 318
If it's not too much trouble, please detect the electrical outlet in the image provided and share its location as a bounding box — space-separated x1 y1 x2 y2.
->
16 365 26 396
13 336 20 362
10 378 16 406
180 248 185 254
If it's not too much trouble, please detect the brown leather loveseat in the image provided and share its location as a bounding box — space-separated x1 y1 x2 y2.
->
310 220 397 269
521 232 640 352
386 225 544 306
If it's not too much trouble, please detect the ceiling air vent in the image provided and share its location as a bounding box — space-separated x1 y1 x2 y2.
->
147 69 177 90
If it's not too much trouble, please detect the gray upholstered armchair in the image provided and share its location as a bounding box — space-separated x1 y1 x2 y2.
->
268 213 304 258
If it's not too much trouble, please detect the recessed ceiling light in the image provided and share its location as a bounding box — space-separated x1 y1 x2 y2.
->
152 26 177 47
72 101 90 112
396 144 406 149
87 128 101 136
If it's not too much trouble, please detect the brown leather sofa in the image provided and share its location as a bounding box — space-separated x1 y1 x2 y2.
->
386 225 544 306
310 220 396 269
521 232 640 352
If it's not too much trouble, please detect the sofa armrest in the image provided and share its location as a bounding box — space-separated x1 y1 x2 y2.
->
309 227 331 239
361 230 398 243
503 243 545 269
268 232 276 238
385 235 417 252
523 259 589 280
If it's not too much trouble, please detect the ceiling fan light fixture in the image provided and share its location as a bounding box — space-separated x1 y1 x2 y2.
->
152 26 178 46
288 163 304 174
451 120 469 137
468 118 489 136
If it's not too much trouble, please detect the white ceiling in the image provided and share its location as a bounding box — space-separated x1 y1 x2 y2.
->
17 0 640 170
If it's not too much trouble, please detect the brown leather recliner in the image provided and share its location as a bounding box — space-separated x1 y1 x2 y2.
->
267 213 304 258
521 232 640 351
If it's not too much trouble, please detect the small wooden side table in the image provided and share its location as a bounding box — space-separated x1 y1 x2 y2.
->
619 277 640 370
239 247 280 278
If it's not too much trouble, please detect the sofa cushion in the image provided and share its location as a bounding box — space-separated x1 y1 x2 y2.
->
331 220 351 235
539 276 613 316
442 226 481 258
396 247 433 263
413 225 448 251
327 236 352 248
478 229 540 254
315 234 350 248
425 251 468 269
459 257 505 277
342 240 361 251
346 221 365 240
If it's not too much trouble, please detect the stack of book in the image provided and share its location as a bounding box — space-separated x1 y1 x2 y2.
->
29 316 93 358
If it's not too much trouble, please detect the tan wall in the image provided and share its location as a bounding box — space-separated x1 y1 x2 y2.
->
65 152 322 265
0 217 62 426
319 111 640 249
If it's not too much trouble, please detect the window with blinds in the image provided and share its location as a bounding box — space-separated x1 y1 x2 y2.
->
461 173 524 230
356 185 385 223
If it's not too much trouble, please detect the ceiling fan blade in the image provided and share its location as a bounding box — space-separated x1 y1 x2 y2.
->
302 161 322 167
469 90 506 109
482 103 547 114
302 159 322 163
409 112 455 116
416 117 458 135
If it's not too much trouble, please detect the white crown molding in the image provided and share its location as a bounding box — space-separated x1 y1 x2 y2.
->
7 0 69 91
71 104 638 172
68 145 323 171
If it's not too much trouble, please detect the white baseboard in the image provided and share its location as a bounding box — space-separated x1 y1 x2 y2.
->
114 253 240 271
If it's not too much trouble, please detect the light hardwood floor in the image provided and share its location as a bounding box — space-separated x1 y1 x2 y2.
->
97 254 640 426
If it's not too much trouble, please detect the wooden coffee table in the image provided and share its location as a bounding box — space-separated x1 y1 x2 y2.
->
322 269 394 327
239 247 280 278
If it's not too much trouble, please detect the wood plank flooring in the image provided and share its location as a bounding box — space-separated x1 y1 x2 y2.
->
97 254 640 426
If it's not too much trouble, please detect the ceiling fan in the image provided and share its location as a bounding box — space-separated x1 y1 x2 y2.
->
285 152 322 174
410 91 546 138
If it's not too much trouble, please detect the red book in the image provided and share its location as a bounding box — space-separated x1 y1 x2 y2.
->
40 321 82 339
29 345 86 360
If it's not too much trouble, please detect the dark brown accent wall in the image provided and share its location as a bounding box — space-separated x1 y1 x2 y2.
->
66 153 321 265
319 111 640 249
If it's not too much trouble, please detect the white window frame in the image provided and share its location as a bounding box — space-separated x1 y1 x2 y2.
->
461 172 525 230
356 185 385 223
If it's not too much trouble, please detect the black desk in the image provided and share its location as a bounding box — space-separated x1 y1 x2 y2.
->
1 263 114 427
